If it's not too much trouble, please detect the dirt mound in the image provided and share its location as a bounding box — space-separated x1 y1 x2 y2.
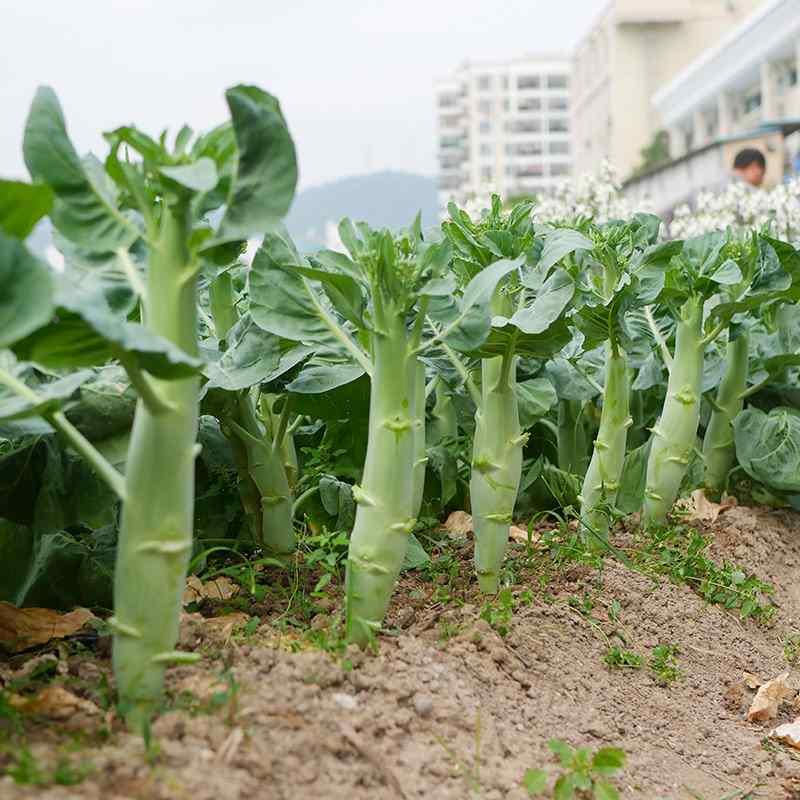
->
3 506 800 799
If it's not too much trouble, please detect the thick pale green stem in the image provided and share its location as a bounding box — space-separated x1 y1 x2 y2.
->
346 314 416 645
411 361 427 518
470 356 524 594
702 333 748 494
429 379 458 505
558 399 586 475
209 272 238 340
230 393 295 555
643 296 704 525
580 345 631 542
112 201 200 731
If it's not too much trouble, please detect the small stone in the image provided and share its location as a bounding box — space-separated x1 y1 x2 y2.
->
489 647 507 664
332 692 358 711
413 693 434 718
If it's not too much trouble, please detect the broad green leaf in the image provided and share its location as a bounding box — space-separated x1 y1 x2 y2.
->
23 87 139 252
14 274 202 378
427 258 522 352
401 533 430 570
539 228 594 272
709 258 743 285
293 265 366 328
547 738 574 767
318 474 356 531
0 180 53 239
481 319 571 359
553 773 577 800
682 232 726 277
591 747 626 774
288 372 370 421
522 768 548 795
204 314 312 391
159 157 219 192
286 362 364 394
734 407 800 493
593 781 620 800
509 269 574 334
617 440 651 514
104 125 165 164
0 371 92 421
516 378 557 429
249 228 350 351
215 85 298 242
0 233 54 348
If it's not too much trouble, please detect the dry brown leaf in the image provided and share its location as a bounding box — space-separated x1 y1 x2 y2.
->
747 671 794 722
509 524 539 544
443 511 472 539
204 612 250 640
183 575 240 605
10 686 100 721
773 719 800 749
0 603 95 653
682 489 737 523
743 671 761 690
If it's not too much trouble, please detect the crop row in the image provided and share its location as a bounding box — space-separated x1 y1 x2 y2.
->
1 84 798 734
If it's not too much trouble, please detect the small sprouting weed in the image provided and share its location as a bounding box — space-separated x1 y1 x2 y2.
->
608 599 622 623
523 738 626 798
604 646 643 671
783 634 800 665
649 643 681 686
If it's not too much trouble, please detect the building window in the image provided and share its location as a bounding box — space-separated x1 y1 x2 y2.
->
549 140 570 155
548 118 569 133
511 141 543 156
515 164 544 178
743 90 762 115
501 75 509 90
546 75 569 90
481 166 493 180
480 143 492 156
439 176 462 190
477 74 492 91
479 120 491 135
550 163 570 177
548 96 569 111
506 119 542 134
503 99 510 113
478 99 492 114
518 97 541 112
517 75 540 90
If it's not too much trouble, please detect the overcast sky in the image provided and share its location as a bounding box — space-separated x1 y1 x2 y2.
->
0 0 605 189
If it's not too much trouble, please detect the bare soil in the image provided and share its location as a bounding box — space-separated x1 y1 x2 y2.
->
3 505 800 799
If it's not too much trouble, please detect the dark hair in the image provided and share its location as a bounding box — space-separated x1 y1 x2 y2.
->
733 148 766 171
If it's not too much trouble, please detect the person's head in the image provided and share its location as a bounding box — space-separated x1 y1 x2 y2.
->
733 148 766 187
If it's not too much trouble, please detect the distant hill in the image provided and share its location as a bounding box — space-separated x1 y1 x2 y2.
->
285 171 438 252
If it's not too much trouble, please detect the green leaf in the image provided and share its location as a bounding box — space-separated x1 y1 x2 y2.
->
294 265 366 328
522 768 548 795
482 319 571 359
593 780 621 800
516 378 557 429
401 533 430 570
591 747 626 775
548 738 574 767
159 157 219 192
0 233 54 348
14 273 202 378
616 440 651 514
734 407 800 493
0 180 53 239
286 362 364 394
709 258 743 285
215 85 298 242
539 228 594 272
204 315 311 391
249 228 345 349
553 773 577 800
0 371 92 421
510 268 574 334
23 87 139 252
427 258 523 352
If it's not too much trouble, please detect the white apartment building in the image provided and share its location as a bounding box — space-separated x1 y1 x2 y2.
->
572 0 764 180
653 0 800 167
623 0 800 215
435 55 572 210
